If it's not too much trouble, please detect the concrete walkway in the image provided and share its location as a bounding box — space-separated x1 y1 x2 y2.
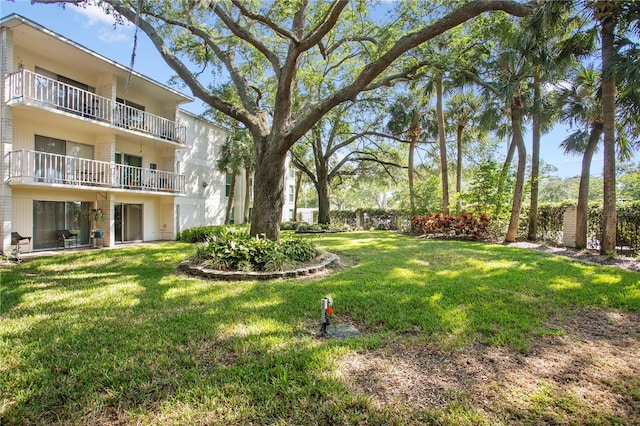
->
7 240 167 261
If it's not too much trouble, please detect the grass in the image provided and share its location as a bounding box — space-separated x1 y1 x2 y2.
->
1 231 639 425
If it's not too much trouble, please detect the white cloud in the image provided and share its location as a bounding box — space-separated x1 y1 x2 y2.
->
69 3 132 43
97 28 129 43
71 3 120 26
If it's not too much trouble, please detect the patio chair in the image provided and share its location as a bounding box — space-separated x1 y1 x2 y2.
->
56 230 78 249
11 232 31 255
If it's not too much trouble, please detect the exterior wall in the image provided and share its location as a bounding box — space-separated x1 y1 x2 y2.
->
296 208 318 224
0 15 191 253
175 115 298 230
282 158 297 222
1 27 14 252
175 110 229 233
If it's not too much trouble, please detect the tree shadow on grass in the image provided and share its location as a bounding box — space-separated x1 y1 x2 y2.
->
2 234 639 424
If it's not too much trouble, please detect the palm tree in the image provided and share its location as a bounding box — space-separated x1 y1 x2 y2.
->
386 95 429 216
555 66 603 249
387 96 427 215
519 2 594 241
217 129 253 224
435 73 450 215
445 91 485 212
592 0 620 254
460 51 529 242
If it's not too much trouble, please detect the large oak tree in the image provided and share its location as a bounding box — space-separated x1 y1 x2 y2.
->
38 0 535 240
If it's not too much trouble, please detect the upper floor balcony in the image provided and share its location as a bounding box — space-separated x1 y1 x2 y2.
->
8 150 186 195
3 69 186 144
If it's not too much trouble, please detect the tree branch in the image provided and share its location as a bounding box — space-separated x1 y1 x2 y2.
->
458 69 501 96
301 0 350 51
289 0 535 144
101 1 258 127
326 36 378 56
230 0 299 43
290 150 318 186
143 11 260 115
212 3 282 79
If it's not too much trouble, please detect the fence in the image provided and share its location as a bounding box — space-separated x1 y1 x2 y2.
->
519 202 640 253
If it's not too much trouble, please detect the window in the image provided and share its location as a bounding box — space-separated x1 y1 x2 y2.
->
230 207 235 225
35 67 95 116
289 167 295 178
33 200 91 249
289 185 294 202
34 135 93 182
115 153 143 188
115 98 145 129
225 173 232 197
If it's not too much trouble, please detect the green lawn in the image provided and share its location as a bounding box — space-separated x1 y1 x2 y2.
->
1 231 639 425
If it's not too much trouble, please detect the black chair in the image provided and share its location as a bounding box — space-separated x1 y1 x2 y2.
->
11 232 31 255
55 230 78 249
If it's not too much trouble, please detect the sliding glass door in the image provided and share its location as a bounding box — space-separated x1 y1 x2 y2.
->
33 201 91 249
114 203 143 243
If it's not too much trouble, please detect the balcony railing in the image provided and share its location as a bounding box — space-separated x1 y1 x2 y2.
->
8 150 186 194
4 69 186 143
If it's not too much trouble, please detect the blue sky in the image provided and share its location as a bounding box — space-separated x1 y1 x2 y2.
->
2 0 634 179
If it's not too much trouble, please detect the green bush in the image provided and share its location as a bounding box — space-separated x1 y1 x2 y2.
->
188 227 319 272
280 221 308 231
279 238 318 262
177 224 248 243
518 203 570 243
329 210 357 228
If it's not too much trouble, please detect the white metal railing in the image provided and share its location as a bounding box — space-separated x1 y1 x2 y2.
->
8 150 186 194
4 69 186 143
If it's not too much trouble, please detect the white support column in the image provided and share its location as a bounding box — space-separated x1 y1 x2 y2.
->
96 194 114 248
563 205 577 248
160 197 176 240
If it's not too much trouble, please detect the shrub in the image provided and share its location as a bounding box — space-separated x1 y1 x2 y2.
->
330 210 358 228
177 225 248 243
279 238 318 262
280 221 308 231
188 228 319 272
412 212 492 240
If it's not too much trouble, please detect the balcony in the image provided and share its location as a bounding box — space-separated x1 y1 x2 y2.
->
3 69 186 144
8 150 186 194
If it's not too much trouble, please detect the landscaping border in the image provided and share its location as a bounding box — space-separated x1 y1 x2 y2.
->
179 252 340 281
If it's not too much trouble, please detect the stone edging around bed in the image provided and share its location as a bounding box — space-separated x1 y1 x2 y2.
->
179 252 340 281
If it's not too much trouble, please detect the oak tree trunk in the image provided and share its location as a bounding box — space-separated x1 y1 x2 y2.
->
316 175 331 225
250 145 286 240
293 171 302 222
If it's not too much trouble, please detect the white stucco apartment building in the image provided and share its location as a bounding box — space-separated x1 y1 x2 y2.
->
1 14 295 254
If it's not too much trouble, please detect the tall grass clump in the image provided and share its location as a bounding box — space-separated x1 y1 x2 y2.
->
188 226 318 272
